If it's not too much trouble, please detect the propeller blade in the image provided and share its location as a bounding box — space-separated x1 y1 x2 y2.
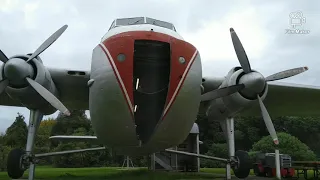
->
201 84 245 102
265 66 309 82
257 95 279 145
26 25 68 63
230 28 251 73
0 50 8 63
0 79 8 94
26 77 70 116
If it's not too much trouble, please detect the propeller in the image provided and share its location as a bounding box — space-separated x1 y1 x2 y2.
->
0 50 9 63
201 84 245 102
26 77 70 116
26 25 68 63
229 27 308 145
265 67 308 82
0 25 70 116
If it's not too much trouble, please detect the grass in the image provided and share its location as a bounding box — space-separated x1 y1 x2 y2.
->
200 168 254 175
0 166 318 180
0 167 226 180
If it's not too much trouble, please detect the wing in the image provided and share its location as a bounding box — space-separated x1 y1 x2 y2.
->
201 77 320 117
49 68 89 110
198 76 224 114
0 68 89 110
241 81 320 117
201 76 224 94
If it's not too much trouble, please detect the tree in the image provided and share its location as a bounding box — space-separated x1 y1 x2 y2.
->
34 118 57 164
201 143 228 168
52 142 89 168
251 132 316 161
0 134 10 171
196 114 221 154
50 111 98 167
0 133 4 145
234 116 270 151
4 113 27 148
273 116 320 157
35 118 56 149
0 145 12 171
51 110 91 137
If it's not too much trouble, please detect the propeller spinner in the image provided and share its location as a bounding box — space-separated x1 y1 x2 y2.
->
229 27 308 145
0 25 70 116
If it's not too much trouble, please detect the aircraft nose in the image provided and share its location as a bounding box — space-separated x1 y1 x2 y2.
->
99 30 197 145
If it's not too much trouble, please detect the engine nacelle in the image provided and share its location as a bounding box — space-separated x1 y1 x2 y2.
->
206 67 268 120
0 55 58 115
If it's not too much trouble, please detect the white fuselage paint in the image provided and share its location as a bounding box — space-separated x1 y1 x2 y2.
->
89 23 202 155
101 24 184 42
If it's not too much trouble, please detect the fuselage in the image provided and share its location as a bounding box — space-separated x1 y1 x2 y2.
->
89 17 202 155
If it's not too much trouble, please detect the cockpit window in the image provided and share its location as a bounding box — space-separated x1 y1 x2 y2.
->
108 17 176 31
116 17 145 26
146 17 174 30
108 20 116 30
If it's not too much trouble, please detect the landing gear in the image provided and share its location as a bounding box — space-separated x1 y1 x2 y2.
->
7 149 26 179
232 150 251 178
7 110 43 180
220 118 251 179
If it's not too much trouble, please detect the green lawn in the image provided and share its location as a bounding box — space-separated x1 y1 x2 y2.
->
0 167 226 180
0 166 317 180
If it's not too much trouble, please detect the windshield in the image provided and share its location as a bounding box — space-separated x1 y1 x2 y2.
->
116 17 144 26
108 17 176 31
108 20 116 30
146 18 174 30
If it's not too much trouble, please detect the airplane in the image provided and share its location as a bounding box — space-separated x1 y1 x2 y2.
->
0 16 318 180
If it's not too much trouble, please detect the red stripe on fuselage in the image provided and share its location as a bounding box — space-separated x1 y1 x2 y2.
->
162 50 198 120
99 44 134 119
101 31 197 120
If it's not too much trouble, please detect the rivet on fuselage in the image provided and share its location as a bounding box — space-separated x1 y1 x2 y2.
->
87 79 95 87
117 53 126 62
179 57 186 64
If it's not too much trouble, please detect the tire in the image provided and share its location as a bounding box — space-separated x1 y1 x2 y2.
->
7 148 26 179
233 150 251 179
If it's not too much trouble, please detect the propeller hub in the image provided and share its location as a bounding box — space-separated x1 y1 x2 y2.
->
3 58 34 85
239 72 266 97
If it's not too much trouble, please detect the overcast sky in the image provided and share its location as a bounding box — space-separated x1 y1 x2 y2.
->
0 0 319 133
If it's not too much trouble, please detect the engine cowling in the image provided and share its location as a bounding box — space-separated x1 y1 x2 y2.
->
206 67 268 120
0 55 58 115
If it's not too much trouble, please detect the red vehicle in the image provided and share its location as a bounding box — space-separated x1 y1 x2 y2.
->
253 153 295 178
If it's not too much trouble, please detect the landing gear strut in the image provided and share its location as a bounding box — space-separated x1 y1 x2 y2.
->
220 118 251 179
7 110 43 180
